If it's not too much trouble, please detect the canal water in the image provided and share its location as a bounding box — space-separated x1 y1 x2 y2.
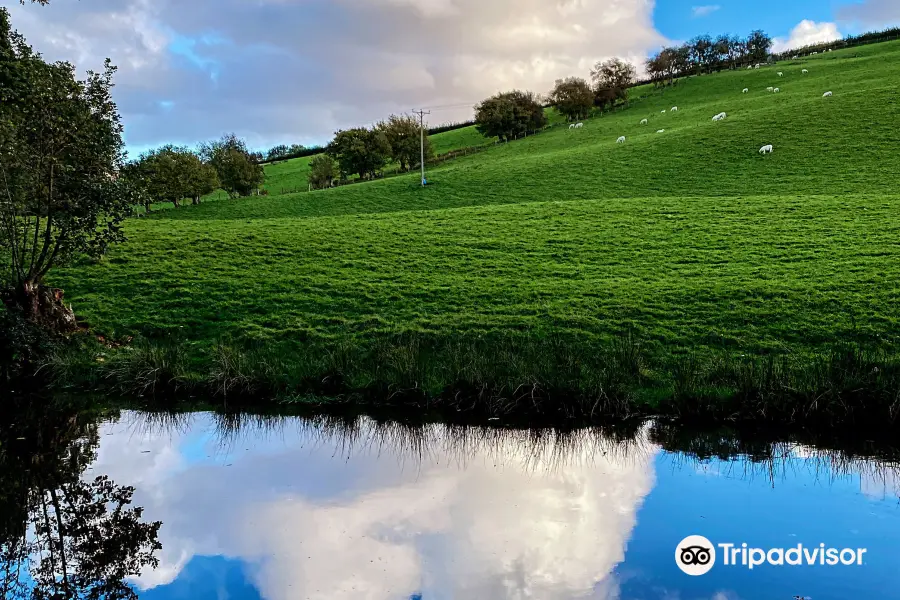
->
3 409 899 599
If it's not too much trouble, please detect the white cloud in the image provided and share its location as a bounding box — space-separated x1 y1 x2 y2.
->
7 0 666 150
88 414 659 599
771 19 843 53
691 5 720 18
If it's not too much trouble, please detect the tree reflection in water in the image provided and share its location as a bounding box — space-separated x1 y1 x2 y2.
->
0 400 162 600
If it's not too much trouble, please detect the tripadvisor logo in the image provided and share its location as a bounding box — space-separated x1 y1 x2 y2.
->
675 536 867 576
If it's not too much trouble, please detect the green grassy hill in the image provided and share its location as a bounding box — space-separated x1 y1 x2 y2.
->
52 41 900 411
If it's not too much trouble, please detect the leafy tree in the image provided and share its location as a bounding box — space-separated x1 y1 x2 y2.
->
377 114 433 172
307 154 337 190
326 128 391 180
266 144 290 162
547 77 593 122
129 146 209 209
746 29 773 62
474 90 547 142
0 400 162 600
590 58 636 108
199 134 264 197
0 8 136 330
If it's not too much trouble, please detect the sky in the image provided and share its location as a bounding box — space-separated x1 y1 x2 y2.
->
6 0 899 155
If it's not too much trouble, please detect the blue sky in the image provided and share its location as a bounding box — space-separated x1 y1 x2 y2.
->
8 0 898 153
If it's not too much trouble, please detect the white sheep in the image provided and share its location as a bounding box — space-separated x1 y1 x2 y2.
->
802 69 809 74
671 106 678 112
755 64 760 69
575 122 584 128
773 87 780 93
712 112 726 121
767 86 774 91
616 136 626 144
778 72 784 76
569 124 576 129
823 91 833 97
747 65 753 70
656 129 665 133
759 144 774 154
742 88 749 93
661 109 667 113
640 118 648 125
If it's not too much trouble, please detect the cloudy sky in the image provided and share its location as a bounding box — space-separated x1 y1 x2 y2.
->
6 0 898 154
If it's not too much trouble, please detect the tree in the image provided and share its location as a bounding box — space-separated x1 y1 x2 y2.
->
547 77 593 122
377 114 433 172
326 128 391 180
198 134 264 198
266 144 290 162
0 8 137 330
307 154 337 190
0 399 162 600
688 35 715 73
590 58 636 108
474 90 547 142
746 30 773 63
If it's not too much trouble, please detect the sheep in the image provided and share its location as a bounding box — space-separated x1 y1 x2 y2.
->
616 136 626 144
569 124 576 129
575 122 584 128
670 106 678 112
802 69 809 74
661 109 667 113
823 91 833 97
712 112 726 121
742 88 749 93
767 86 774 91
656 129 665 133
747 65 753 70
759 144 774 154
640 118 648 125
773 87 780 93
755 64 760 69
778 72 784 76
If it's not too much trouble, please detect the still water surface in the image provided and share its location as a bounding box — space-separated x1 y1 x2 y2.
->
7 409 900 599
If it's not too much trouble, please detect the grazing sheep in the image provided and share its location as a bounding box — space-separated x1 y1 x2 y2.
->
747 65 753 70
767 86 774 91
569 124 576 129
661 109 667 113
712 112 727 121
755 64 760 69
656 129 665 133
823 91 833 97
575 122 584 128
773 88 780 93
802 69 809 73
616 136 626 144
640 118 648 125
742 88 749 93
759 144 774 154
671 106 678 112
778 72 784 76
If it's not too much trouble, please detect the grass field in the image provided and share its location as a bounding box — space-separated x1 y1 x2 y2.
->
49 41 900 422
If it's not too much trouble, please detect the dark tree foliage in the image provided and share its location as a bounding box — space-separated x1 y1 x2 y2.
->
0 8 137 330
198 134 264 198
326 128 391 180
590 58 636 109
474 90 547 142
377 114 433 172
645 29 775 85
307 154 337 190
547 77 593 121
0 400 162 600
128 146 219 209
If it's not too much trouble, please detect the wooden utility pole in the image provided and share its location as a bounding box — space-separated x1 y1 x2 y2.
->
413 109 430 186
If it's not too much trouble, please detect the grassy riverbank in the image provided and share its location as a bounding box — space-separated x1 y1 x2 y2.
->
39 40 900 427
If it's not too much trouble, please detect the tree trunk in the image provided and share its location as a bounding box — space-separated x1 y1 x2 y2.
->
2 281 78 334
